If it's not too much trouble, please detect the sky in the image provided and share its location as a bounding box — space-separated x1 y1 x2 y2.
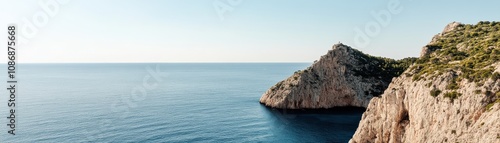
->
0 0 499 63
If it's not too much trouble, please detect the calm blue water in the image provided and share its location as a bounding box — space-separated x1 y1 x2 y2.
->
1 63 363 143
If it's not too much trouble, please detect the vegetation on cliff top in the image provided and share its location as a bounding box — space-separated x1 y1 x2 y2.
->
293 45 417 84
351 48 417 83
411 21 500 83
288 45 417 97
410 21 500 102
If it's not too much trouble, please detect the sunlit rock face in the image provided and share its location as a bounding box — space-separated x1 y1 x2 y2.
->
260 43 396 109
351 22 500 143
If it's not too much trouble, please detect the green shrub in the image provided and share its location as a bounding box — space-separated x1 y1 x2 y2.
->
485 99 500 111
493 72 500 81
430 89 442 97
444 91 462 100
413 75 421 81
351 49 417 83
294 70 302 74
446 79 459 90
410 21 500 84
485 90 493 96
426 82 432 87
474 90 482 94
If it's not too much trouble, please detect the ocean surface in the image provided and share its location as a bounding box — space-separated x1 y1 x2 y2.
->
1 63 364 143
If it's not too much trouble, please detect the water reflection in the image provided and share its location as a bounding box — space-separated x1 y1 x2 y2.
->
259 104 365 143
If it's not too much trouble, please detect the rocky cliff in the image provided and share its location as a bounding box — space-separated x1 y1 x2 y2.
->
259 43 415 109
350 22 500 143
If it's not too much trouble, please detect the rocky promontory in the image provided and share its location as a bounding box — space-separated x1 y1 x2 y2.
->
259 43 415 109
260 21 500 143
350 22 500 143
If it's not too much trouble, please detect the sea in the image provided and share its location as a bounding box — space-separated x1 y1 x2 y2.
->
1 63 364 143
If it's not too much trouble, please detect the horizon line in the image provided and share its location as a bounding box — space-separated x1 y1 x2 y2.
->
12 61 313 64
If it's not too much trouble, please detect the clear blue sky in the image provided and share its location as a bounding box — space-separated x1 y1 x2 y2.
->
1 0 499 63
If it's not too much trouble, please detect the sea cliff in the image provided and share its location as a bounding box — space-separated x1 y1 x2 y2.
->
260 21 500 143
350 22 500 143
259 43 414 109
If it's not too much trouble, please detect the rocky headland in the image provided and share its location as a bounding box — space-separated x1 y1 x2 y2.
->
260 21 500 143
259 43 415 109
350 22 500 143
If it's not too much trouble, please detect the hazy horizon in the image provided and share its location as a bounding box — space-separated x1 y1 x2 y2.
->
1 0 500 63
14 62 314 64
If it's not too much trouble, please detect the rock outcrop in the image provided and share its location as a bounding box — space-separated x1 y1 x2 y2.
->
422 22 462 57
350 65 500 143
259 43 413 109
350 22 500 143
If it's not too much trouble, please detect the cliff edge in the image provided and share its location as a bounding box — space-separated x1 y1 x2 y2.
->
350 22 500 143
259 43 415 109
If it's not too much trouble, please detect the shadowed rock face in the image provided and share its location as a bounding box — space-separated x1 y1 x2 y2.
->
259 43 396 109
350 22 500 143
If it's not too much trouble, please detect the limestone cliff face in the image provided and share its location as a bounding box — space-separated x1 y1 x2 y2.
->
350 65 500 143
350 22 500 143
259 44 401 109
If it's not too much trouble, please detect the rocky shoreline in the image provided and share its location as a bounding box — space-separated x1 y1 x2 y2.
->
259 43 414 109
260 21 500 143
